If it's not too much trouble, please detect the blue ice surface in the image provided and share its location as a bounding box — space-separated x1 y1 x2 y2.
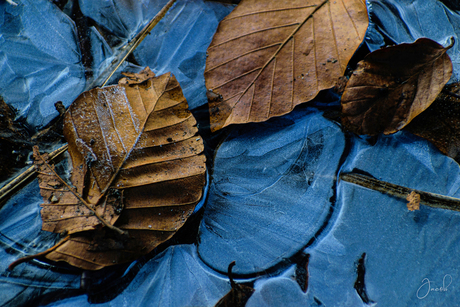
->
133 0 235 110
198 108 346 275
0 179 80 306
245 265 316 307
43 245 231 307
365 0 460 83
306 131 460 306
79 0 171 41
0 0 86 128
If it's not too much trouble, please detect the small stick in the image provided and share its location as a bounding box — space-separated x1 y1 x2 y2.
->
99 0 177 87
340 172 460 212
0 144 68 204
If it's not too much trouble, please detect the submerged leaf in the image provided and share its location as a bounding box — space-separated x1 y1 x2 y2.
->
214 262 255 307
341 38 453 135
405 84 460 164
33 68 206 270
205 0 368 131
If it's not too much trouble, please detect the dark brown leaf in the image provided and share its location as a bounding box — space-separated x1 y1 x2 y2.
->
214 261 255 307
205 0 368 131
405 84 460 164
341 38 453 135
28 68 206 270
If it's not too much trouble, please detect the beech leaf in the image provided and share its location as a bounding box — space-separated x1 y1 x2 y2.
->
341 38 453 135
405 84 460 164
204 0 368 131
32 68 206 270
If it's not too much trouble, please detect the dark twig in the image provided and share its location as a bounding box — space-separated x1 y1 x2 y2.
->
340 172 460 212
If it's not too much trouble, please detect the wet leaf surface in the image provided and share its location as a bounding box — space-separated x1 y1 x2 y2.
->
341 38 452 135
28 68 206 270
205 0 368 131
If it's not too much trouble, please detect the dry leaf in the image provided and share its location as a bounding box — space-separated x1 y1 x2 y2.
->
30 68 206 270
341 38 453 135
407 191 421 211
214 261 255 307
405 84 460 163
205 0 368 131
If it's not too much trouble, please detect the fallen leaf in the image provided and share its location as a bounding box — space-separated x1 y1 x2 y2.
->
405 84 460 163
341 38 453 135
406 191 421 211
205 0 368 131
214 261 255 307
26 68 206 270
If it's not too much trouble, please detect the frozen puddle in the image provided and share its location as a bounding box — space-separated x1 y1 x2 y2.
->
198 108 346 275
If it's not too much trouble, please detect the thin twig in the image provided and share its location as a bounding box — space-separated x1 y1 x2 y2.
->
8 235 70 270
35 149 125 236
340 172 460 212
0 144 68 204
98 0 177 87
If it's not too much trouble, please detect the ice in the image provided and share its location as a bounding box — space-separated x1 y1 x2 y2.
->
133 0 234 110
307 131 460 305
0 0 86 128
198 108 346 275
44 245 231 307
78 0 171 41
366 0 460 82
0 179 80 306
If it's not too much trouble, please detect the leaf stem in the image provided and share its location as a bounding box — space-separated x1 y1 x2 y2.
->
8 235 70 271
35 148 125 236
340 172 460 212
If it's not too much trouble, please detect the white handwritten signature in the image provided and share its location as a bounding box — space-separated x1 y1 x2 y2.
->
416 274 452 299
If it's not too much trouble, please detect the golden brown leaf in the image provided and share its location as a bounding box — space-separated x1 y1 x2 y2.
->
32 68 206 270
407 191 421 211
341 38 453 135
205 0 368 131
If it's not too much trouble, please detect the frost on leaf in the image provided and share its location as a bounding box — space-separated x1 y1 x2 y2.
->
14 68 206 270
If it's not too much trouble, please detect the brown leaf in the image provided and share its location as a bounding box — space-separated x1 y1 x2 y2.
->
341 38 453 135
214 261 255 307
405 84 460 163
205 0 368 131
35 68 206 270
